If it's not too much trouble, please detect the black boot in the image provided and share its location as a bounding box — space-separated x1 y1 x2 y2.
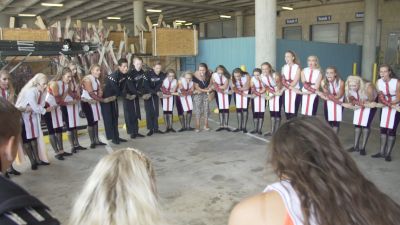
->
67 131 77 153
242 111 248 133
232 112 241 132
7 165 21 175
30 140 42 168
348 127 362 152
23 143 38 170
274 118 281 134
258 118 264 135
359 128 370 156
94 124 106 145
372 134 387 158
215 113 224 132
168 115 176 132
163 114 170 133
88 126 96 148
49 134 64 159
224 113 231 131
264 117 276 137
385 136 396 162
57 132 72 156
178 115 186 132
250 118 259 134
186 112 194 131
73 129 87 150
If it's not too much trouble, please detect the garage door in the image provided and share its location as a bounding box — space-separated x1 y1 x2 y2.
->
283 26 302 40
347 21 381 46
311 23 339 43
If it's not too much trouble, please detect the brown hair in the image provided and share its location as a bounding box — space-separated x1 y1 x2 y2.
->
270 117 400 225
54 67 72 82
285 50 300 65
379 64 397 78
166 69 176 78
322 66 341 90
231 68 243 84
0 97 21 149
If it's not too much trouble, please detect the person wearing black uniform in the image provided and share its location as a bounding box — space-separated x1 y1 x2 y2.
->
123 56 145 139
0 98 60 225
101 58 128 144
143 62 165 136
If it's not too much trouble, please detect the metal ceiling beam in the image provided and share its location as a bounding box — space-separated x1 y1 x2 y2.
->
18 0 41 14
44 0 89 18
77 3 126 20
0 0 15 12
50 2 107 20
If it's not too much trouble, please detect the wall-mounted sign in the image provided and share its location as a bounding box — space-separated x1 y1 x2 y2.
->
317 15 332 22
286 18 298 24
355 12 364 18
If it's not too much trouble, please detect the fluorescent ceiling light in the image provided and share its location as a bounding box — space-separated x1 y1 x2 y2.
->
185 23 192 26
220 15 231 19
41 3 63 7
153 23 158 26
107 17 121 20
18 14 36 17
146 9 162 13
175 20 186 23
282 6 294 10
175 22 182 25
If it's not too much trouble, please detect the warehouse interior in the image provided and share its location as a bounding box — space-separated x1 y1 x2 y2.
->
0 0 400 225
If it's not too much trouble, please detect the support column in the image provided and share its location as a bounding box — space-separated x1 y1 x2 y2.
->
255 0 276 68
0 14 10 28
133 0 145 36
361 0 378 80
199 22 206 38
235 11 243 37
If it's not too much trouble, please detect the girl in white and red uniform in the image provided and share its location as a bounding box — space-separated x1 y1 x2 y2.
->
212 65 232 132
371 64 400 162
161 69 178 132
178 71 195 132
345 75 377 156
81 64 106 149
231 68 250 133
61 62 86 153
15 73 51 170
0 70 22 176
300 56 322 116
261 62 283 136
281 50 301 120
44 68 74 160
250 68 266 135
318 66 345 134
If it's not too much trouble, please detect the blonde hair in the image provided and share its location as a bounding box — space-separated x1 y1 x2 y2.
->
0 70 15 103
68 148 162 225
307 55 321 70
16 73 47 106
68 62 82 82
345 75 364 101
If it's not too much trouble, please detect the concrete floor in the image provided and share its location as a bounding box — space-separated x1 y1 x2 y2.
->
11 100 400 225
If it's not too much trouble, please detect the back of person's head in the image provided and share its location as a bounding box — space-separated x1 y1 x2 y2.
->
270 117 400 225
68 148 161 225
0 98 21 173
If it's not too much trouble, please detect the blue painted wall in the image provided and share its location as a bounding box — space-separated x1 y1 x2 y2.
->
181 37 362 80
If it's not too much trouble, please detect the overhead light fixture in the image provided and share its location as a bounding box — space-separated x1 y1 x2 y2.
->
282 6 294 10
175 22 182 25
220 15 231 19
175 20 186 23
41 3 63 7
146 9 162 13
185 23 192 26
107 17 121 20
153 23 158 26
18 14 36 17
